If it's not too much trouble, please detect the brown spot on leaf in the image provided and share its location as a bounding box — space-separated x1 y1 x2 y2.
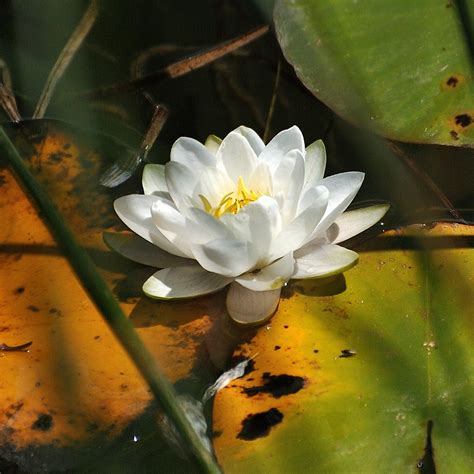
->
454 114 472 128
442 74 465 91
449 111 474 135
237 408 283 440
31 413 53 431
446 76 458 87
243 373 305 398
338 349 357 358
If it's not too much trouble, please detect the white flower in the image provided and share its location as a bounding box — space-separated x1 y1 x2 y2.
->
108 126 388 324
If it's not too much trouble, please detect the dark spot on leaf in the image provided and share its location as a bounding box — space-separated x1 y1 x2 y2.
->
446 76 458 87
211 430 223 439
94 335 100 340
31 413 53 431
283 325 289 329
454 114 472 127
87 422 99 433
10 401 24 413
243 373 305 398
14 287 25 295
63 143 71 150
48 150 72 163
313 349 319 353
0 175 6 188
0 327 9 333
450 130 459 140
237 408 283 440
274 345 281 351
27 305 39 312
338 349 356 358
48 307 62 316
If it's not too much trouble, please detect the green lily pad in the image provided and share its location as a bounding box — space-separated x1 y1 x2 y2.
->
213 222 474 472
274 0 474 146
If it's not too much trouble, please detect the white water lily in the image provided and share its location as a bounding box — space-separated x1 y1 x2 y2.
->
108 126 388 324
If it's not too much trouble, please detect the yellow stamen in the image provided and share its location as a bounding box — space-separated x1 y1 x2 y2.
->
201 176 262 218
199 194 212 213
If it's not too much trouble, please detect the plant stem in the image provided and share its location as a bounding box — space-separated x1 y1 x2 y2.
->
0 126 221 474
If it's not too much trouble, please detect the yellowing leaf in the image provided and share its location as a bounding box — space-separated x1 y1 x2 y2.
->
213 223 474 473
0 121 223 469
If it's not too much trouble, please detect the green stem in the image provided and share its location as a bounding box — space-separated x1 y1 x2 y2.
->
0 126 221 474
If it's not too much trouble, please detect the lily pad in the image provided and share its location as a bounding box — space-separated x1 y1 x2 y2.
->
0 120 229 470
274 0 474 146
213 222 474 472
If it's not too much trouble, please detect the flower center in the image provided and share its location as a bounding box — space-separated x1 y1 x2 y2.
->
200 176 261 218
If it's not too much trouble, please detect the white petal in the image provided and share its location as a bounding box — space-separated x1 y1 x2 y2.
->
259 125 304 169
186 208 233 243
226 282 280 325
165 161 199 213
312 171 365 237
103 232 191 268
171 137 216 169
191 239 257 277
142 164 168 195
193 167 235 209
232 126 265 155
270 185 329 259
329 203 390 244
220 196 282 264
218 131 257 182
292 243 359 279
304 139 326 189
114 194 188 257
272 149 305 223
235 252 294 291
297 184 327 215
249 161 273 195
204 135 222 154
143 266 232 299
151 197 194 257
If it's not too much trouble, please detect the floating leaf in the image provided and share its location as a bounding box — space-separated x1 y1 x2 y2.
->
0 121 228 470
213 223 474 472
275 1 474 146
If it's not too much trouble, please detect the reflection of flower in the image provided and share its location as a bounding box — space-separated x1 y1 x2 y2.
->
109 126 388 324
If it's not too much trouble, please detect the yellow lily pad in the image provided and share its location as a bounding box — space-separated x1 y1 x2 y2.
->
213 223 474 473
0 120 225 470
